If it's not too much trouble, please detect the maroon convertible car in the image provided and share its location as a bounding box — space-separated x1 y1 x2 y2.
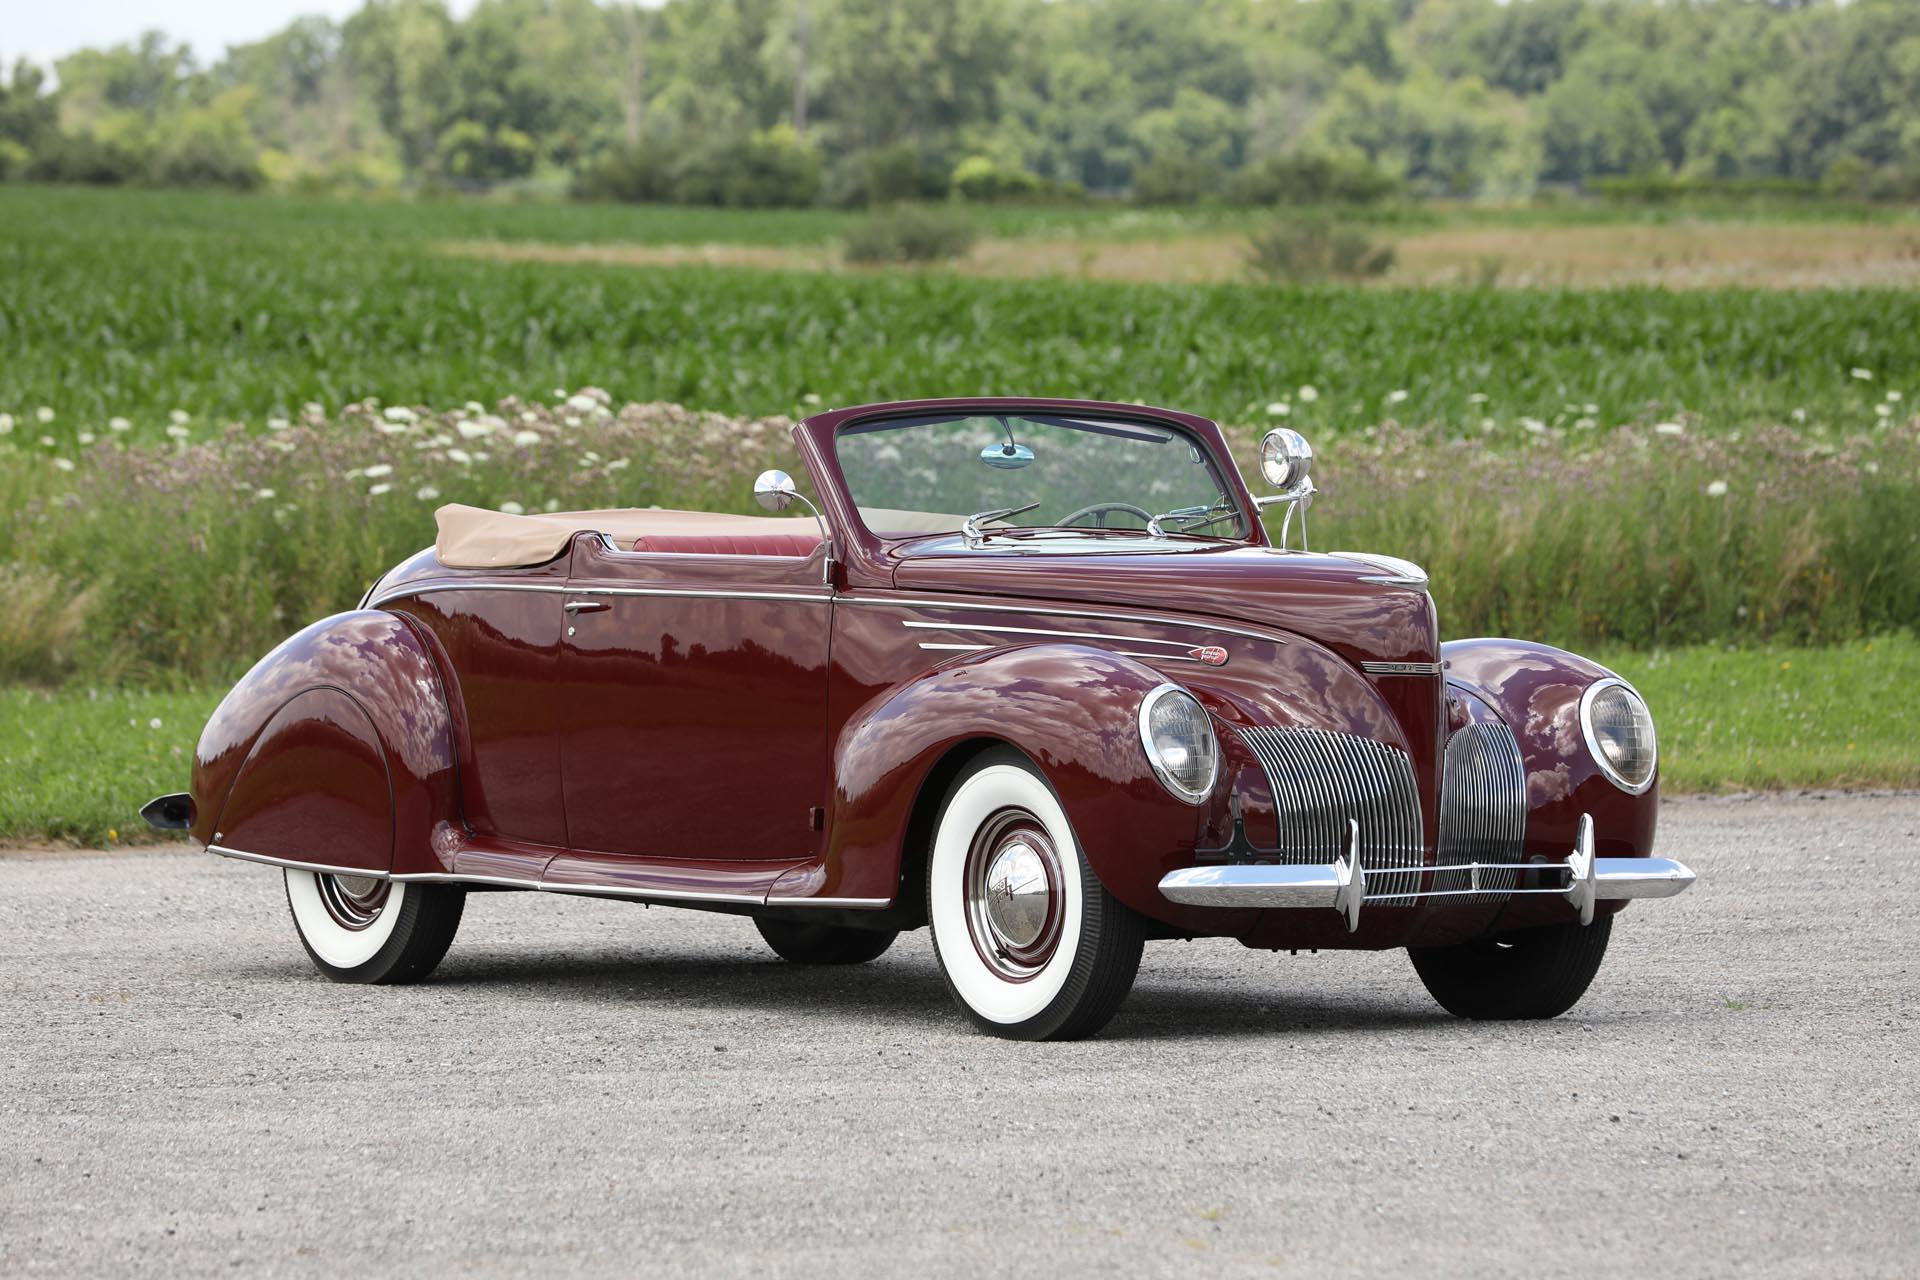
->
145 397 1693 1040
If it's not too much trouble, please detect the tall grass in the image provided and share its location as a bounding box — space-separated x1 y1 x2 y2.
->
3 396 1913 686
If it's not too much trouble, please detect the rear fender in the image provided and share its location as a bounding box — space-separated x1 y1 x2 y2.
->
190 611 461 875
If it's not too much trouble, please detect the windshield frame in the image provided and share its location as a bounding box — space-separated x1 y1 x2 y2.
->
827 406 1256 547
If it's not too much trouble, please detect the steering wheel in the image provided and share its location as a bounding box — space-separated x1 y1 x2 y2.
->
1058 501 1155 530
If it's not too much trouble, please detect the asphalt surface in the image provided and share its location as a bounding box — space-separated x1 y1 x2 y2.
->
3 792 1917 1277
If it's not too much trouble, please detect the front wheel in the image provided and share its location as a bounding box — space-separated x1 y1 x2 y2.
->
927 749 1145 1040
285 870 465 984
1408 916 1611 1020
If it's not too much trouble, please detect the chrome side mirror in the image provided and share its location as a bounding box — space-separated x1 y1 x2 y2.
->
1254 428 1317 551
750 467 836 584
753 469 798 512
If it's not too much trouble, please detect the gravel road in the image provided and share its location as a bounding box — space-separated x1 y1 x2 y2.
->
3 793 1916 1277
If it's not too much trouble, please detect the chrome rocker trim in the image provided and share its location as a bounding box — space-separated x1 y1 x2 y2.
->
204 844 891 910
1157 813 1694 932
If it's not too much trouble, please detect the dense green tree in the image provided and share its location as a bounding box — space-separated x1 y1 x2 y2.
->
8 0 1920 201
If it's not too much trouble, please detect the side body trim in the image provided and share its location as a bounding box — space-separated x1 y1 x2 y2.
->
205 844 890 909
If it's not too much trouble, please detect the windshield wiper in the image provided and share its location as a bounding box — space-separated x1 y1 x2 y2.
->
1146 500 1240 538
962 501 1041 546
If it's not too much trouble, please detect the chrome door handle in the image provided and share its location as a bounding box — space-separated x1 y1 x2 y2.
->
563 600 609 613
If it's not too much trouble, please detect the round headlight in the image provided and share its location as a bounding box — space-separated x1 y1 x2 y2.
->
1138 684 1219 804
1259 428 1313 494
1580 678 1656 793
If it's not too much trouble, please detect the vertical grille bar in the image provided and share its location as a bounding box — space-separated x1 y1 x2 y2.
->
1437 722 1527 904
1237 727 1425 904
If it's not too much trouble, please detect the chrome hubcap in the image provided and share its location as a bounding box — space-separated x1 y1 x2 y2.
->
963 809 1065 981
316 873 390 931
983 842 1050 950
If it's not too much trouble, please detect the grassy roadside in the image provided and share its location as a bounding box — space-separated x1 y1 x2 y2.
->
5 638 1910 850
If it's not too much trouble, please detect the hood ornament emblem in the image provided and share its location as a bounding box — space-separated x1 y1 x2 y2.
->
1188 646 1229 667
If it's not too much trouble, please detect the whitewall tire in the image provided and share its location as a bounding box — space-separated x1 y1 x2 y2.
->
927 749 1145 1040
284 870 466 984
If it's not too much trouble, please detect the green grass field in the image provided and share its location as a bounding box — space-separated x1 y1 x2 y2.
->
4 185 1917 433
1 184 1913 842
7 638 1910 849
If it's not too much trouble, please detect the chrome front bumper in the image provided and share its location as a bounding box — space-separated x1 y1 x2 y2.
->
1158 814 1695 932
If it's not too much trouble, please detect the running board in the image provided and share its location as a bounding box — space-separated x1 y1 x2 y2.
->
1157 814 1695 932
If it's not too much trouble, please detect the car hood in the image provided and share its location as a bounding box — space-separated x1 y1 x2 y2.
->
888 539 1439 668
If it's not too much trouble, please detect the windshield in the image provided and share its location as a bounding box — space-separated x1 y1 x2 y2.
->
834 412 1248 541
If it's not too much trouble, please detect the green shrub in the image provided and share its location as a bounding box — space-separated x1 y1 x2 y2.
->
822 142 952 208
951 155 1043 202
571 138 676 202
1130 153 1224 205
1245 218 1395 282
1227 152 1398 206
842 204 977 264
665 127 821 209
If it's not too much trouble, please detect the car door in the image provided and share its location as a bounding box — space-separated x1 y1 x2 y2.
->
555 532 833 861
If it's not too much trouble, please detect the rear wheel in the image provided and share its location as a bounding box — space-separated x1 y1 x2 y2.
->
1408 916 1611 1020
284 870 465 984
927 749 1145 1041
754 918 897 965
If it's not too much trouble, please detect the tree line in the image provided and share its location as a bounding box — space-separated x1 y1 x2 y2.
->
3 0 1918 206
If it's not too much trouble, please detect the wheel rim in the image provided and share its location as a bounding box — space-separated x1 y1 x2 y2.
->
316 874 390 931
964 807 1064 981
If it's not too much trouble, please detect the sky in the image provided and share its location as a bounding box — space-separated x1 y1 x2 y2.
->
3 1 478 69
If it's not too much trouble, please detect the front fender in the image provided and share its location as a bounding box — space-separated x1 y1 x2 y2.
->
818 643 1244 930
1443 637 1658 878
190 610 460 875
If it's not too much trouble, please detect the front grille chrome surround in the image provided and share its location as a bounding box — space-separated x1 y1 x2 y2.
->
1235 726 1425 901
1436 722 1528 904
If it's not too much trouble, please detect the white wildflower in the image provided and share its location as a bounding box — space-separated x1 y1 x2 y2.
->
512 430 541 447
267 416 291 431
1875 404 1892 418
35 406 55 423
1888 391 1903 402
39 435 55 447
606 458 630 472
383 406 418 423
1705 480 1729 498
1467 393 1488 405
1864 461 1879 474
165 424 190 441
801 392 824 406
168 409 190 425
1480 418 1496 432
53 457 75 472
1654 422 1685 436
457 416 502 439
363 463 394 478
77 431 96 445
499 501 526 515
415 485 441 501
1791 408 1807 423
565 393 604 415
148 717 163 730
255 488 276 500
1385 389 1408 405
543 498 560 512
1849 367 1873 381
108 417 131 432
368 482 392 496
1297 385 1319 403
448 448 474 465
1265 401 1290 416
1520 417 1546 434
0 413 11 434
1584 403 1599 415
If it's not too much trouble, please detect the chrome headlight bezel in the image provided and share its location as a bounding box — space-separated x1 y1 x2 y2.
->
1579 677 1657 795
1138 683 1220 806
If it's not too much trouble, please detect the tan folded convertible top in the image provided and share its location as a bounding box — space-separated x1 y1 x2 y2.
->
433 504 819 569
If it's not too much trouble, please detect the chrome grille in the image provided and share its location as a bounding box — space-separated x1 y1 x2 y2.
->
1236 727 1425 901
1436 722 1527 903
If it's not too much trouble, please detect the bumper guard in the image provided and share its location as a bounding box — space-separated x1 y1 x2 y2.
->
1157 814 1695 932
